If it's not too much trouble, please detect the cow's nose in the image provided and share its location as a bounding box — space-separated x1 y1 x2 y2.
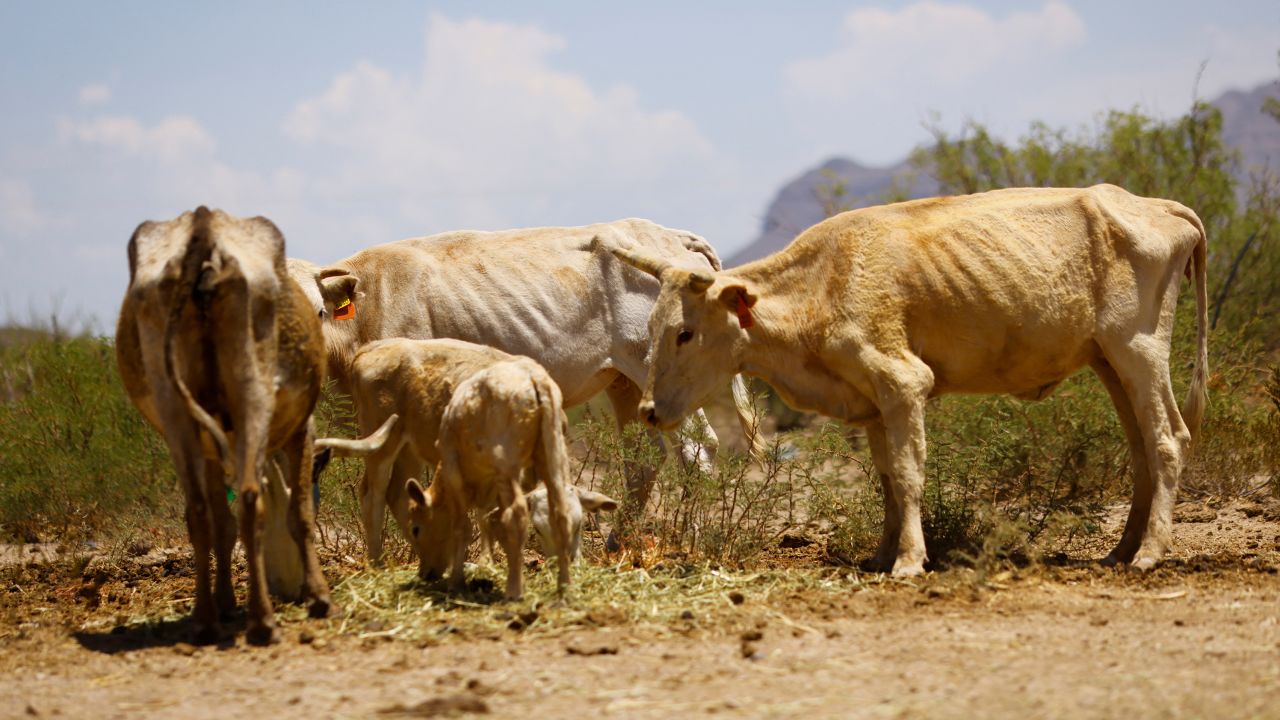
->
638 400 658 426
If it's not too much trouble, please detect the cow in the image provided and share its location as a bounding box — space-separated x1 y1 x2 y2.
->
603 184 1208 576
403 357 575 600
261 414 399 600
116 207 335 644
286 219 765 539
500 484 618 563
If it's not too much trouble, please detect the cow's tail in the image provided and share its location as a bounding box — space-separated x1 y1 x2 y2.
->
164 206 233 478
731 374 768 463
1177 205 1209 443
315 414 400 458
531 366 573 591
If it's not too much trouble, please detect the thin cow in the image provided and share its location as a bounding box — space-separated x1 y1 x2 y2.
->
116 207 335 644
287 219 765 533
604 185 1207 576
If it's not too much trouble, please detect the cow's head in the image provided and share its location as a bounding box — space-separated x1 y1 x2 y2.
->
598 239 755 430
404 477 454 581
286 258 362 383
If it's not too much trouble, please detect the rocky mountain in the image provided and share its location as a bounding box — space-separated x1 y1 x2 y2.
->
731 78 1280 265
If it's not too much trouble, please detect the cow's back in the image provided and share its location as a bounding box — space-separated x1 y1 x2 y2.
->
786 185 1200 396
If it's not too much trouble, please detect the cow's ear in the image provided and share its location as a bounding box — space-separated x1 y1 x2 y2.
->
574 488 619 513
717 284 758 329
317 269 358 308
406 478 429 507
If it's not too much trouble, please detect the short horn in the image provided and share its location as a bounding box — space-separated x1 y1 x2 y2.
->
605 243 673 280
316 413 399 458
687 271 715 293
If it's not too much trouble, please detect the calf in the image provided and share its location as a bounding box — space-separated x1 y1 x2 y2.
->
404 358 574 599
116 207 333 644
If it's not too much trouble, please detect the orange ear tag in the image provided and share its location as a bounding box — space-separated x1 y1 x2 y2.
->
333 297 356 321
735 294 754 329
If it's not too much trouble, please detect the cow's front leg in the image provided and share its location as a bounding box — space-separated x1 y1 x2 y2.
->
870 359 934 577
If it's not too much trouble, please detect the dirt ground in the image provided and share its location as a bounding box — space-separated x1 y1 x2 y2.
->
3 500 1279 720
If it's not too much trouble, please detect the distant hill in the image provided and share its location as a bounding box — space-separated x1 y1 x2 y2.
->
731 78 1280 265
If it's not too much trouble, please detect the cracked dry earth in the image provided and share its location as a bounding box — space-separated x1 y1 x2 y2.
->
3 500 1280 720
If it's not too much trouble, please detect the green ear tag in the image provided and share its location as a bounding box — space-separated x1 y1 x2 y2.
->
226 487 237 504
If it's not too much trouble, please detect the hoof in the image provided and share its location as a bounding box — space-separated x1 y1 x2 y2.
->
1131 555 1159 571
192 623 221 646
246 622 281 647
891 562 926 578
860 555 894 573
308 597 338 619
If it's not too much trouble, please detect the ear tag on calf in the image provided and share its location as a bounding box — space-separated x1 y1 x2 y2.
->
333 297 356 321
735 294 755 329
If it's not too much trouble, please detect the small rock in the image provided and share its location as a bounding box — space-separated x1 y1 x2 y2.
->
679 610 695 621
25 703 39 717
1174 503 1217 523
298 630 315 645
779 533 815 549
465 679 496 696
566 643 619 656
518 610 539 626
310 638 328 651
740 641 762 661
728 591 745 605
173 642 197 657
740 630 763 643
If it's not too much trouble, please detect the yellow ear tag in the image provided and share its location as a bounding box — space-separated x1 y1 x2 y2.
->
333 297 356 321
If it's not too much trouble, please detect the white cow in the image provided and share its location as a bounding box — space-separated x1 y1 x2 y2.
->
605 185 1208 576
287 219 764 537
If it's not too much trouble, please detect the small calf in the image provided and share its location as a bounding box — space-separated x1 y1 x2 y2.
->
482 485 618 563
405 358 574 600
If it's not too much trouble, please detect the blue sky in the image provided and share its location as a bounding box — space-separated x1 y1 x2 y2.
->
1 1 1277 329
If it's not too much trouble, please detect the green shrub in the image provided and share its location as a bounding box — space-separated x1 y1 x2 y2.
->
0 335 177 542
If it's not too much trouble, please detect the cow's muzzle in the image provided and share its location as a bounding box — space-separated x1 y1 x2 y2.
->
638 400 659 427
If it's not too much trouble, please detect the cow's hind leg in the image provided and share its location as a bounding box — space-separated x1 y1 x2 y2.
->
359 446 398 566
175 447 220 644
205 458 238 621
1098 340 1192 570
283 425 336 619
497 479 529 601
863 420 902 573
1091 358 1153 566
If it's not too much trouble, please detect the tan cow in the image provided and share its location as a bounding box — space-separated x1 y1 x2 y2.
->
116 207 334 644
605 185 1208 576
344 338 612 569
286 219 765 535
404 357 575 600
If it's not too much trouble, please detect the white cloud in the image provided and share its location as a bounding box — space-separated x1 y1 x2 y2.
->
58 114 216 162
0 178 44 237
281 14 715 235
787 1 1085 101
78 83 111 106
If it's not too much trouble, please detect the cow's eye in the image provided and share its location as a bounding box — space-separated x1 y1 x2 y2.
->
676 329 694 346
318 308 328 319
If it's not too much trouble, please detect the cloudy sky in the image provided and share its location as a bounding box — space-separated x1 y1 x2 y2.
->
1 1 1277 329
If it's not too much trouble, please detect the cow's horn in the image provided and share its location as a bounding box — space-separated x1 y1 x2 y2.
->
687 271 715 293
606 244 673 280
316 414 399 458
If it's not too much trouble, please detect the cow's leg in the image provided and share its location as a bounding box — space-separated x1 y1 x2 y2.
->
866 357 934 577
235 421 277 645
604 375 659 539
863 420 902 573
205 458 238 621
1099 341 1190 570
282 425 336 619
1091 358 1154 565
359 446 398 565
387 453 422 549
449 505 471 595
172 443 219 644
497 480 529 601
671 410 719 474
